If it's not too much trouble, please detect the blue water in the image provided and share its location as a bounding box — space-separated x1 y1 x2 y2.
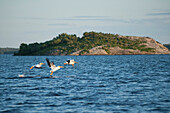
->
0 55 170 113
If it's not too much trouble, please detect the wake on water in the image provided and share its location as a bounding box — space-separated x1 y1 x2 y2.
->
18 74 76 78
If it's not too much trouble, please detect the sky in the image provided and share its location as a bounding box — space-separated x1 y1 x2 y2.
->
0 0 170 48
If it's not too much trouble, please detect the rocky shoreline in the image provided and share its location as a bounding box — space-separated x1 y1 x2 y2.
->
70 36 170 56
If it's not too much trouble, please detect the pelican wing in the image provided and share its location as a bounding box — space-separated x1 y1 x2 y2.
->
67 60 70 64
46 58 56 68
46 58 51 67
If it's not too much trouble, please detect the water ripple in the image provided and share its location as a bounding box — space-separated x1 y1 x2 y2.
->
0 55 170 112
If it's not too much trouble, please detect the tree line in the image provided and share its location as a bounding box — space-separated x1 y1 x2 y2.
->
14 32 154 56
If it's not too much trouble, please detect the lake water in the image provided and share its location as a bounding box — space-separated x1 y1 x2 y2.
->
0 55 170 113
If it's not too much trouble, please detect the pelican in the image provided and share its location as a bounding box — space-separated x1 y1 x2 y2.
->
30 63 45 69
64 59 78 67
46 58 64 75
18 74 24 77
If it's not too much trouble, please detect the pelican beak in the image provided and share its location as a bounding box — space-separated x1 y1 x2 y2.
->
40 63 45 65
59 66 64 68
64 63 67 65
50 71 53 75
74 61 78 64
30 66 34 69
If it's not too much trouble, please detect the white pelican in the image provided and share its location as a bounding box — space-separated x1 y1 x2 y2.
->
46 58 64 75
18 74 24 77
30 63 45 69
64 59 78 67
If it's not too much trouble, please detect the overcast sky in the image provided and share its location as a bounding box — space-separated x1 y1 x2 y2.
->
0 0 170 48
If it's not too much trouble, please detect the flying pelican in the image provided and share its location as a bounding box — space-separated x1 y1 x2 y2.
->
46 58 64 75
64 59 78 67
30 63 45 69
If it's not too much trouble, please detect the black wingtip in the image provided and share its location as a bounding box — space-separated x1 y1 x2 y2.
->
46 58 51 67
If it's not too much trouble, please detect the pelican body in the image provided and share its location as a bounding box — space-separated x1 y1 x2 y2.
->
64 59 78 67
18 74 24 77
46 58 63 75
30 63 45 69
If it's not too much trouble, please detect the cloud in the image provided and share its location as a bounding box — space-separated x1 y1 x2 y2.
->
48 23 71 26
20 16 129 24
67 16 129 23
21 16 123 21
20 15 170 27
73 16 110 18
147 12 170 16
20 17 54 20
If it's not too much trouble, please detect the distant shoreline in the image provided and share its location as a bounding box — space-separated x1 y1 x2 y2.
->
0 48 19 54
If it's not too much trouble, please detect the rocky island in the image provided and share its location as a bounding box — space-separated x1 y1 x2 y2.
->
14 32 170 56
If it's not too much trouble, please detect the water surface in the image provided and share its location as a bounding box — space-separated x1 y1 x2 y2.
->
0 55 170 113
